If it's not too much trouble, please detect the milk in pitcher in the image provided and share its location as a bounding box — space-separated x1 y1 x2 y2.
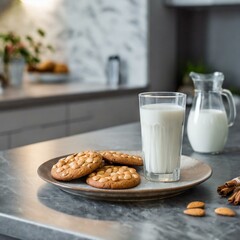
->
187 109 228 153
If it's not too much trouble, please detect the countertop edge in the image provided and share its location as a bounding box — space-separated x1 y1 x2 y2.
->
0 84 149 110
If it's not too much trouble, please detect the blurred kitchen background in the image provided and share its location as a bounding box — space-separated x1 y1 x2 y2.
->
0 0 147 85
0 0 239 150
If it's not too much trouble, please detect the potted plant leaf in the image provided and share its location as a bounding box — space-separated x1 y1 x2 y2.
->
0 29 53 87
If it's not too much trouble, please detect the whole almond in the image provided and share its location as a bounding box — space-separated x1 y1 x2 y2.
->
184 208 205 217
215 207 236 217
187 201 205 209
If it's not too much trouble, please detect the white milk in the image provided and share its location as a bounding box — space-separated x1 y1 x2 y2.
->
187 109 228 153
140 103 185 174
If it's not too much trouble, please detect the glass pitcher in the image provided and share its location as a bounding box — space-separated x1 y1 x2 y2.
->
187 72 236 154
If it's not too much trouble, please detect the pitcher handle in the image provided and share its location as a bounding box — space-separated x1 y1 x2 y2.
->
222 89 236 127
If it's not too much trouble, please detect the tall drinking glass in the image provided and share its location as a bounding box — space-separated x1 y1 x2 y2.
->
139 92 186 182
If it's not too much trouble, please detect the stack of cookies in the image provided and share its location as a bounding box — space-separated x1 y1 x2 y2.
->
51 150 143 190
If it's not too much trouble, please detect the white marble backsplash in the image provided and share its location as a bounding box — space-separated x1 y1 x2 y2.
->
0 0 147 85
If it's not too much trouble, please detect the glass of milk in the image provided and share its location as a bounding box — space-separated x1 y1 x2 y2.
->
139 92 186 182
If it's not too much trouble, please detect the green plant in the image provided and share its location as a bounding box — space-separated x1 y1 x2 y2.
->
181 61 210 86
0 28 54 65
183 61 209 75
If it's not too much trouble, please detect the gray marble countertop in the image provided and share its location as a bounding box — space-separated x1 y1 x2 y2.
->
0 106 239 240
0 80 148 110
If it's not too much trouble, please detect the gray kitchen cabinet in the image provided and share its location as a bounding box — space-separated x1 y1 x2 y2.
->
10 123 68 148
68 95 139 135
0 133 9 150
0 95 139 150
0 104 67 132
